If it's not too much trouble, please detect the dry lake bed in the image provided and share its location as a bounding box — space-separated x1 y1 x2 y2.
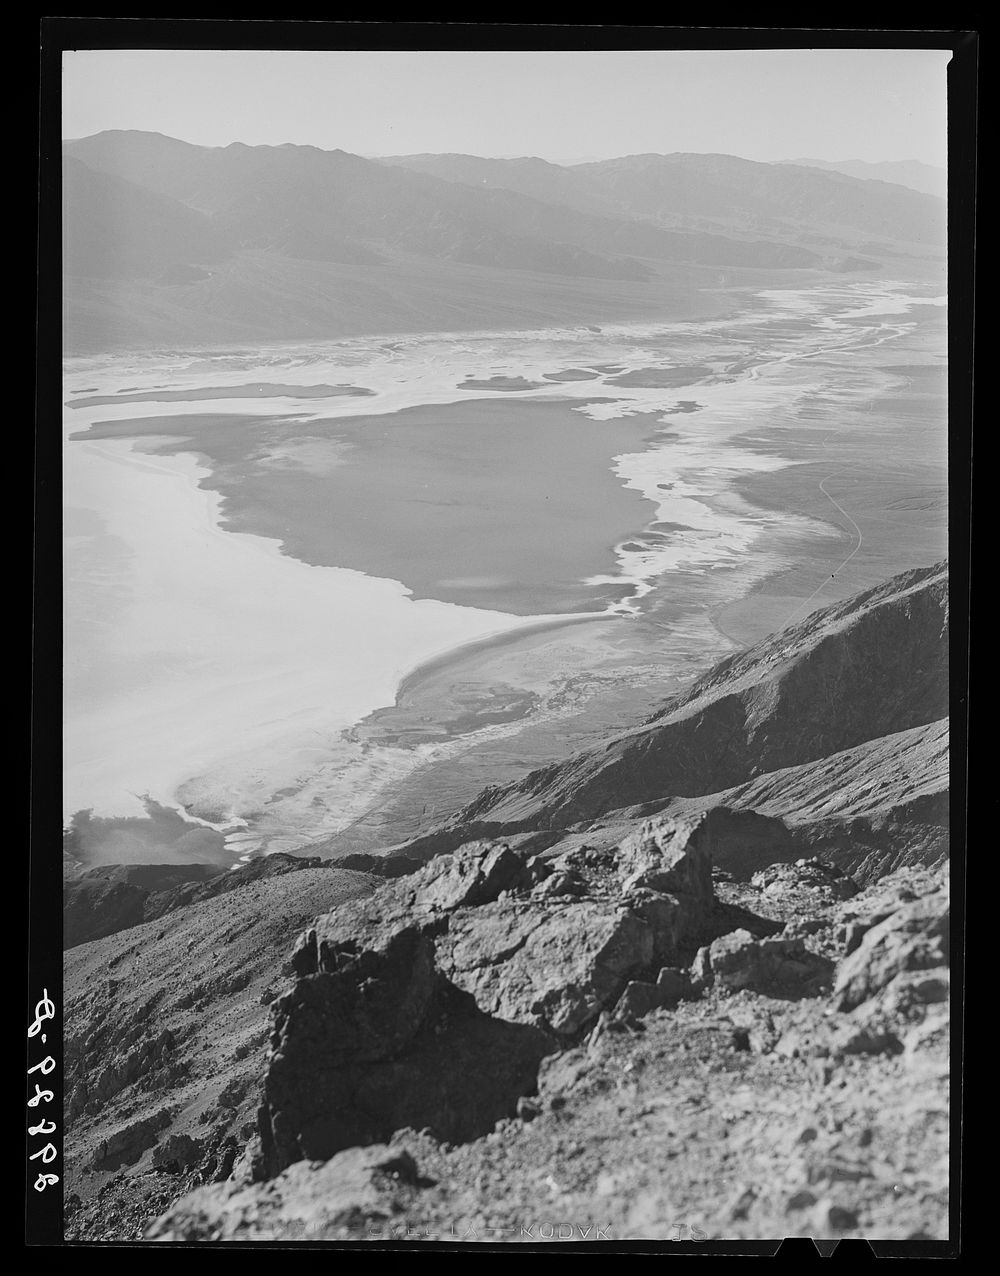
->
63 278 947 864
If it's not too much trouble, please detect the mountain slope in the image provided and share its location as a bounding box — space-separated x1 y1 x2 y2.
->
63 862 380 1232
384 150 945 246
65 132 833 277
63 155 230 280
573 153 945 245
61 132 949 352
395 562 947 839
62 132 652 280
63 561 952 1241
784 157 947 200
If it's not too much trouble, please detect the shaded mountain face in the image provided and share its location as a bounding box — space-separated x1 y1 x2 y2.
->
570 153 944 246
380 561 948 860
383 150 945 246
62 132 655 281
63 156 230 281
65 130 942 289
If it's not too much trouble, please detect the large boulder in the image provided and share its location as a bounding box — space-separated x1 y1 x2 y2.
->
258 834 723 1176
439 899 653 1034
616 812 715 903
704 930 832 995
833 886 949 1011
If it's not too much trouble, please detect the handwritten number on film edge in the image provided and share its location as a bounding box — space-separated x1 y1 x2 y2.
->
27 989 58 1191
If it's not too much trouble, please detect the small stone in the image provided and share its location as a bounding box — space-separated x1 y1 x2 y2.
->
708 930 760 989
516 1097 541 1122
813 1060 835 1086
613 980 662 1022
655 966 694 1005
532 870 586 899
797 1126 819 1144
689 945 712 987
729 1186 758 1221
842 922 866 955
824 1203 860 1231
786 1189 817 1212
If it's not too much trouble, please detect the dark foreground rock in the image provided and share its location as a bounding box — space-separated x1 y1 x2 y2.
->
149 856 950 1242
258 813 735 1176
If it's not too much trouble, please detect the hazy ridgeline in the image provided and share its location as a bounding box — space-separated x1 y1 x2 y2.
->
62 132 944 352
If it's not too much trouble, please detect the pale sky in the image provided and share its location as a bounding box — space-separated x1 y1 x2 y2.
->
62 48 950 167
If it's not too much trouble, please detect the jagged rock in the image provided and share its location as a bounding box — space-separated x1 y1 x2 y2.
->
871 968 949 1022
229 1137 265 1186
613 981 662 1021
707 930 832 994
146 1144 429 1241
532 868 586 898
833 864 946 938
91 1108 172 1171
902 1007 949 1064
825 1022 903 1057
85 1028 176 1111
440 899 653 1034
218 1075 252 1110
622 889 686 963
833 886 949 1011
67 1082 88 1123
153 1133 203 1173
612 966 696 1023
617 812 714 901
263 972 550 1173
751 859 859 908
405 841 530 912
291 842 536 981
202 1137 239 1184
655 966 695 1006
707 930 759 987
258 836 710 1175
690 945 713 988
782 916 827 939
260 844 573 1174
516 1096 542 1122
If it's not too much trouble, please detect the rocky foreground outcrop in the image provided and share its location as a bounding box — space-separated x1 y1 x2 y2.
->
256 816 736 1177
147 834 950 1241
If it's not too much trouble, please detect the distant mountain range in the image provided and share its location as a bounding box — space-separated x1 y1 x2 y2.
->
783 158 947 200
60 132 946 351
